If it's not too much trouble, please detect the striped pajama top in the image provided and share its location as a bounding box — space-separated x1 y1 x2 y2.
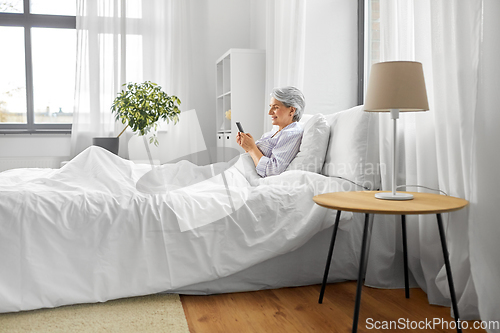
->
255 122 303 177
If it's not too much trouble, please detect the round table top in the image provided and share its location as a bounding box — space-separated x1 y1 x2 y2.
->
313 191 469 215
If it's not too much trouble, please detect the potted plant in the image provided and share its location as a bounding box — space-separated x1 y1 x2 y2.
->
92 81 181 154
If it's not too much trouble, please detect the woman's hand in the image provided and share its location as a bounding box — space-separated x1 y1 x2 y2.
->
236 132 263 166
236 132 243 147
236 132 256 152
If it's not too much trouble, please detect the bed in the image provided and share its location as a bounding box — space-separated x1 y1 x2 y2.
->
0 105 380 313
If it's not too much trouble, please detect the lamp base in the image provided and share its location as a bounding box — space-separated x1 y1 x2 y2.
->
375 192 414 201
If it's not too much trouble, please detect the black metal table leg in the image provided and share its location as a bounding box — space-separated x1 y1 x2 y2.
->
401 215 410 298
319 210 342 304
352 213 371 333
436 213 463 333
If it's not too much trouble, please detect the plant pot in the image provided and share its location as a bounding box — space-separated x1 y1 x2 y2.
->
92 137 119 155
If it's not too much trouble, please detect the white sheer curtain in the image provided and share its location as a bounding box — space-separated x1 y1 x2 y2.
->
365 0 484 320
264 0 307 132
71 0 191 158
470 0 500 329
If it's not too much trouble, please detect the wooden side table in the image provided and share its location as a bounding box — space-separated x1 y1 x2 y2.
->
313 191 468 333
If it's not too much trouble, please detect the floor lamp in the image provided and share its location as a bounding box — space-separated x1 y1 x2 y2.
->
364 61 429 200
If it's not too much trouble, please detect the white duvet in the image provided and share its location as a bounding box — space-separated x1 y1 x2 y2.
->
0 146 353 313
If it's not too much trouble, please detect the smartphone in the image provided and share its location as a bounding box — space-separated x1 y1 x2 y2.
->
236 122 245 133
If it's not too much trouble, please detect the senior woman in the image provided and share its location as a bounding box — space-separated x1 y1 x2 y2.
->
236 86 305 177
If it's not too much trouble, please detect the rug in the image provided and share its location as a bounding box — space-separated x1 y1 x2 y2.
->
0 293 190 333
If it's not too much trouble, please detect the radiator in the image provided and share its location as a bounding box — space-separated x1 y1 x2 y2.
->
0 157 66 173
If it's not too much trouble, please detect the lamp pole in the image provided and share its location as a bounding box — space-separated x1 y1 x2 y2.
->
375 109 414 200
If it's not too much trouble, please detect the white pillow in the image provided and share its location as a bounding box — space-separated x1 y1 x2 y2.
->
322 105 380 190
286 114 330 173
298 114 313 124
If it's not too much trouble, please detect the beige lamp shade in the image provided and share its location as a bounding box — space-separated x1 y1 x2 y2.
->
364 61 429 112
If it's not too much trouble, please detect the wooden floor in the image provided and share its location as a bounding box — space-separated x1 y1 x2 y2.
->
181 281 486 333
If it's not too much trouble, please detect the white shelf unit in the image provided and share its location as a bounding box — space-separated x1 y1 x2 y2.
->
216 49 265 161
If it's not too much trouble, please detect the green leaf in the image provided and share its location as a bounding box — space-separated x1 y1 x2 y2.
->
110 81 182 147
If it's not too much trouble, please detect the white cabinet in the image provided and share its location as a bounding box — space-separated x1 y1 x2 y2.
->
216 49 266 161
216 132 225 162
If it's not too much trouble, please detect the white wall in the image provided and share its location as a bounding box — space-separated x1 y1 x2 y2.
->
249 0 267 50
246 0 359 116
302 0 358 115
184 0 253 153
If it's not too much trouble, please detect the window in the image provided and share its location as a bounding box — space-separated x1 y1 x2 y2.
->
0 0 76 133
366 0 380 67
363 0 380 95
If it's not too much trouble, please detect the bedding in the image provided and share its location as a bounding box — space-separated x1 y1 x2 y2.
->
286 113 330 173
322 105 381 190
0 146 357 313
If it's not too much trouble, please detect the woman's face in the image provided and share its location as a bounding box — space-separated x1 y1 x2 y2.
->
268 97 295 130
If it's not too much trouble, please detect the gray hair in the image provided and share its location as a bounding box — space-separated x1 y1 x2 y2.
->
271 86 305 122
